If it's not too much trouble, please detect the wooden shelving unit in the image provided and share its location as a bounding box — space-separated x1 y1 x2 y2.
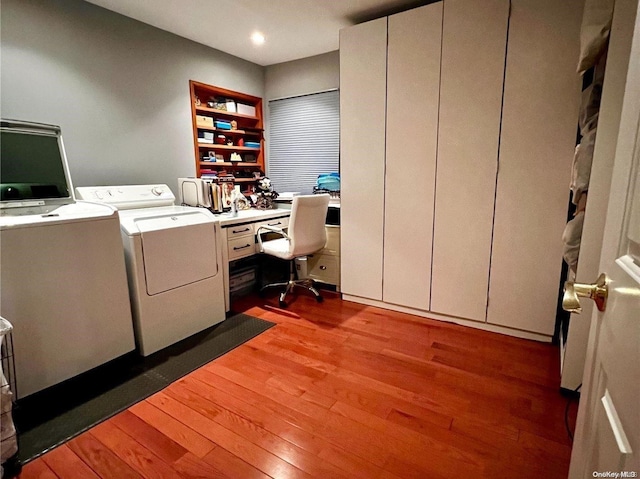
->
189 81 265 192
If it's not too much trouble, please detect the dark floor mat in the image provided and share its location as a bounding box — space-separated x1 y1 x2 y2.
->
13 313 274 463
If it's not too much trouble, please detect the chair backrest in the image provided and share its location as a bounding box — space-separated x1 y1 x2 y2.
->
288 194 330 256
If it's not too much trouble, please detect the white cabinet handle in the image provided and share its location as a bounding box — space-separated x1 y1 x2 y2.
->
233 244 251 251
232 227 251 234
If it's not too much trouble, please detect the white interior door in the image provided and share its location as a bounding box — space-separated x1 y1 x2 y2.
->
569 9 640 475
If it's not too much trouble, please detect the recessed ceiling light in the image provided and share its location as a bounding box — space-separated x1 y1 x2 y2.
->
251 32 265 46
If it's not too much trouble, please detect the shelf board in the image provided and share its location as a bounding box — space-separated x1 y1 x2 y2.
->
199 162 260 167
195 176 261 183
234 177 262 183
195 105 258 121
198 143 260 151
196 126 263 136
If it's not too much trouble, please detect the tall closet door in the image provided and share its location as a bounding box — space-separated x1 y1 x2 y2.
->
430 0 509 321
340 18 387 300
383 3 442 309
487 0 583 335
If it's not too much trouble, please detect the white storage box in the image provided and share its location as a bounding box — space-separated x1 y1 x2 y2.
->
237 103 256 116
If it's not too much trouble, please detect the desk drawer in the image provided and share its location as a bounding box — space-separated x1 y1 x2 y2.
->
228 236 255 260
226 224 254 239
307 254 339 285
323 226 340 255
255 216 289 232
255 217 290 253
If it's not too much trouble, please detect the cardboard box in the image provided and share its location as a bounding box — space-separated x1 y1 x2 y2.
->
196 115 213 127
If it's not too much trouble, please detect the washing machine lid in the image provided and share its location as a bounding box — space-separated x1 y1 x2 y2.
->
0 200 118 230
136 211 219 295
1 120 76 212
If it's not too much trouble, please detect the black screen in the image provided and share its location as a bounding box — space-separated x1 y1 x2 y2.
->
1 130 70 201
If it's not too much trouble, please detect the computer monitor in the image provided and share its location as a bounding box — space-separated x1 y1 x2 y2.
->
0 119 75 212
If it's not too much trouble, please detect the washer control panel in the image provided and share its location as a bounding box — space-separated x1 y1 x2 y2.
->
75 185 175 210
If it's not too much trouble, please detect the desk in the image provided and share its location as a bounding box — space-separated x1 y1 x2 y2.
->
305 224 340 288
219 209 291 311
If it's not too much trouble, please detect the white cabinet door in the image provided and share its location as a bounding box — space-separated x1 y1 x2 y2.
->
487 0 583 335
383 3 442 309
339 18 387 300
430 0 509 321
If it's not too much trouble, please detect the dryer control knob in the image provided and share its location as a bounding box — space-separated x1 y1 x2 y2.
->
151 187 164 196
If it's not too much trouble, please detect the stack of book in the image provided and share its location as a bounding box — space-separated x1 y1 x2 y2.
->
204 175 235 213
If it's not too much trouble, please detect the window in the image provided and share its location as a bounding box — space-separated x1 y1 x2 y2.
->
267 90 339 195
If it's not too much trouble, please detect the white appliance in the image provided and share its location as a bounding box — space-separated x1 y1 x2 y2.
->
75 184 225 356
178 177 211 208
0 119 136 399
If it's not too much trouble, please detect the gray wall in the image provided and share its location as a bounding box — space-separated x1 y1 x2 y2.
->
1 0 264 195
265 51 340 101
263 51 339 173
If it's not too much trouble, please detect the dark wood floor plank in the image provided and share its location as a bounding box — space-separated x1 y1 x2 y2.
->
16 459 59 479
192 370 385 479
382 454 451 479
223 334 461 429
177 373 385 478
67 432 142 479
21 292 575 478
164 378 353 479
89 420 183 479
329 397 496 476
517 430 573 465
201 446 272 479
128 399 216 458
197 364 392 468
450 415 520 445
109 410 188 464
171 451 234 479
40 444 101 479
147 391 314 478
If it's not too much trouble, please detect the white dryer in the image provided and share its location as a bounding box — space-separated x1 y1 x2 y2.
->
76 185 225 356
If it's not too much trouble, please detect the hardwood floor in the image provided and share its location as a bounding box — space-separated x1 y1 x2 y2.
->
18 292 577 478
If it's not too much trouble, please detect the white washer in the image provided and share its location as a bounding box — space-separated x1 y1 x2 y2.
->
0 202 137 398
76 185 225 356
1 119 136 399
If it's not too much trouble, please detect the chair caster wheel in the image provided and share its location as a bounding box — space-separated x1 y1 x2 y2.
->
316 296 324 303
279 300 288 308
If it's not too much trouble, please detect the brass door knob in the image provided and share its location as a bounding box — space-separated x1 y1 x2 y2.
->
563 273 608 313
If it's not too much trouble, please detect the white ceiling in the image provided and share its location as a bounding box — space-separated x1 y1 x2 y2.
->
84 0 431 66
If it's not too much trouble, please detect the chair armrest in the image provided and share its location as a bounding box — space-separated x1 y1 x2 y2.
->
256 225 290 252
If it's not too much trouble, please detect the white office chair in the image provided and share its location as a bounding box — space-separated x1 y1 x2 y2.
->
257 194 330 307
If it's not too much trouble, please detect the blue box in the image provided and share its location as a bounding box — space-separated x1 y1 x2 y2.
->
215 120 232 130
244 141 260 149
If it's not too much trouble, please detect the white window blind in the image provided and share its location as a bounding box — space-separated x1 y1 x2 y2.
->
268 90 339 195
